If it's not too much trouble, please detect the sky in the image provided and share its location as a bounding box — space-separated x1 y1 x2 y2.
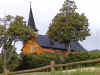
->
0 0 100 51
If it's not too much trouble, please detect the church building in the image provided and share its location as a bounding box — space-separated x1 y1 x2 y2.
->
22 4 85 56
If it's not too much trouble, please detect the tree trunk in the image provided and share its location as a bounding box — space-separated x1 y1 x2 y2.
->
3 48 8 75
2 39 9 75
65 40 72 56
67 40 71 54
3 38 14 75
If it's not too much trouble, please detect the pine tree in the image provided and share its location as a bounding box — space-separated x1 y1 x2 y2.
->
47 0 90 55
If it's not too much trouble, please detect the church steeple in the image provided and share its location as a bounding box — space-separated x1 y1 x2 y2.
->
28 3 38 32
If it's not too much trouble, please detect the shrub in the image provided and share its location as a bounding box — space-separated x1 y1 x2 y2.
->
16 50 100 70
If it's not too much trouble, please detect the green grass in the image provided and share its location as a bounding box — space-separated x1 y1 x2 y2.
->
1 67 100 75
14 71 100 75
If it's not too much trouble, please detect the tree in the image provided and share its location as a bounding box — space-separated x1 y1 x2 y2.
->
6 47 21 71
47 0 90 55
0 15 34 75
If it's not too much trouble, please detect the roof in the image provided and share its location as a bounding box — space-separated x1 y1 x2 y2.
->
36 35 85 51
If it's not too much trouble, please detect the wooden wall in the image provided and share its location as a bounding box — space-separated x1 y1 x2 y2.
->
22 39 56 54
22 36 68 56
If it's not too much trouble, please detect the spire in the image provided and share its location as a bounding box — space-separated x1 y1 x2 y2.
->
28 3 38 31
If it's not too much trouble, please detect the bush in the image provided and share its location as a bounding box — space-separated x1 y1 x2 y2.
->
16 50 100 70
17 54 63 70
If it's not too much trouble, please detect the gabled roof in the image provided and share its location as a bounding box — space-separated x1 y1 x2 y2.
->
36 35 85 51
28 4 38 31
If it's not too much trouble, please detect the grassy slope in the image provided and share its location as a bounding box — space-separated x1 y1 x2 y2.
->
1 67 100 75
14 71 100 75
14 67 100 75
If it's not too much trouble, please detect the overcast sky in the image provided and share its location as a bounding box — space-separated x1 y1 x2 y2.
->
0 0 100 51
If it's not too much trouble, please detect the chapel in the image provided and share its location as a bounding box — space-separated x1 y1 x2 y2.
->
22 4 85 56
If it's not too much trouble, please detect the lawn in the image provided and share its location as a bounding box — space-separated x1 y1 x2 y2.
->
14 67 100 75
14 71 100 75
0 67 99 75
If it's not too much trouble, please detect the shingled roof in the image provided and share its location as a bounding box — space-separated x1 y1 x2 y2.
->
36 35 85 51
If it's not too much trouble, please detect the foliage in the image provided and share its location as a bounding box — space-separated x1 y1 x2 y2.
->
47 0 90 52
0 15 34 72
7 52 21 71
88 50 100 59
7 16 34 41
64 50 100 63
17 54 64 70
0 50 100 71
15 50 100 70
64 51 90 63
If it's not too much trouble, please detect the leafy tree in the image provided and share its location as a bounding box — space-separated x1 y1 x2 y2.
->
0 15 34 74
47 0 90 55
7 49 21 71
